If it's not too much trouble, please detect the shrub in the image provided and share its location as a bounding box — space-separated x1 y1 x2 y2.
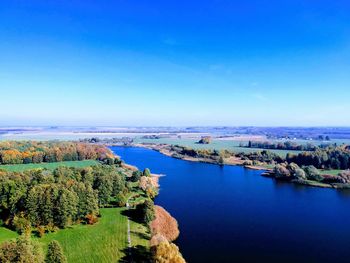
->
85 214 98 225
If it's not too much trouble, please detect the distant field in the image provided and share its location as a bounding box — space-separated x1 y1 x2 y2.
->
135 137 303 157
0 160 100 172
319 170 344 176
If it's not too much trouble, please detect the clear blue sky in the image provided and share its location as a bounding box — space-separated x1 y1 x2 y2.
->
0 0 349 126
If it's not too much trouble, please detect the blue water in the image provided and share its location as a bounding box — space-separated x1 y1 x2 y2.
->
111 146 350 263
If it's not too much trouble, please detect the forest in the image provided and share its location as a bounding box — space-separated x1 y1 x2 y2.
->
286 145 350 170
0 142 185 262
0 141 115 165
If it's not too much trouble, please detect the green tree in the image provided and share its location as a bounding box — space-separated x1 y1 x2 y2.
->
0 235 44 263
138 199 155 224
303 165 323 181
46 240 67 263
143 168 151 177
55 188 78 228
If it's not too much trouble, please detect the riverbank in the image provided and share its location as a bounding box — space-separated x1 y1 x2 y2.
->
110 145 350 263
134 143 271 171
130 143 350 190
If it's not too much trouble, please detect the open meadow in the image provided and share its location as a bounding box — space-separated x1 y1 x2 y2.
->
0 160 100 172
0 208 150 263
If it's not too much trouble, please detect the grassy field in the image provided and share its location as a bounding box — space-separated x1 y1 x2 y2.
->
0 208 150 263
135 137 303 157
0 160 100 172
319 169 344 176
37 207 149 263
0 226 18 244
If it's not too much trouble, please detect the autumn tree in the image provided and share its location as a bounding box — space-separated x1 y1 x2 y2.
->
152 240 186 263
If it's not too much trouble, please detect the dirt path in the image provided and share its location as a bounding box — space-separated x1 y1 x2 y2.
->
126 201 132 262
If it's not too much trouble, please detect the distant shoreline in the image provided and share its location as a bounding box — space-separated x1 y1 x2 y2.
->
117 143 350 190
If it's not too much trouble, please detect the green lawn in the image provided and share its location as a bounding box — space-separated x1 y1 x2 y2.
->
37 208 127 263
37 208 149 263
0 208 150 263
0 226 18 244
0 160 100 172
319 169 344 176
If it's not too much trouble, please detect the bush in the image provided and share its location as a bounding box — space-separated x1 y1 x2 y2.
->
85 214 98 225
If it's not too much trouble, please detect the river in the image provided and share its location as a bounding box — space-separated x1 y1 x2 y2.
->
111 146 350 263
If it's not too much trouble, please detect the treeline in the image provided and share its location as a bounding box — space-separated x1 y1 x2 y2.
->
170 145 283 166
273 163 350 185
243 140 317 151
0 165 127 234
0 141 115 165
1 236 67 263
80 137 134 145
286 145 350 170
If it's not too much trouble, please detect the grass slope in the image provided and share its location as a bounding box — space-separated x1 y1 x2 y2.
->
0 227 18 244
37 208 126 263
37 208 149 263
0 160 100 172
319 169 344 176
0 208 150 263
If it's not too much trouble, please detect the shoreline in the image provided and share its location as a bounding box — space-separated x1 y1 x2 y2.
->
132 143 271 171
117 143 350 190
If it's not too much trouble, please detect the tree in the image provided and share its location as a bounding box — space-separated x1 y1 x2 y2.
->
130 170 142 182
46 240 67 263
294 168 307 180
152 240 186 263
150 206 179 243
137 199 155 224
218 156 224 166
55 188 78 228
0 235 44 263
143 168 151 177
303 165 323 181
274 164 291 179
198 136 212 144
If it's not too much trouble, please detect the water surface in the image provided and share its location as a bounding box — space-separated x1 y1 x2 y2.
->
111 146 350 263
